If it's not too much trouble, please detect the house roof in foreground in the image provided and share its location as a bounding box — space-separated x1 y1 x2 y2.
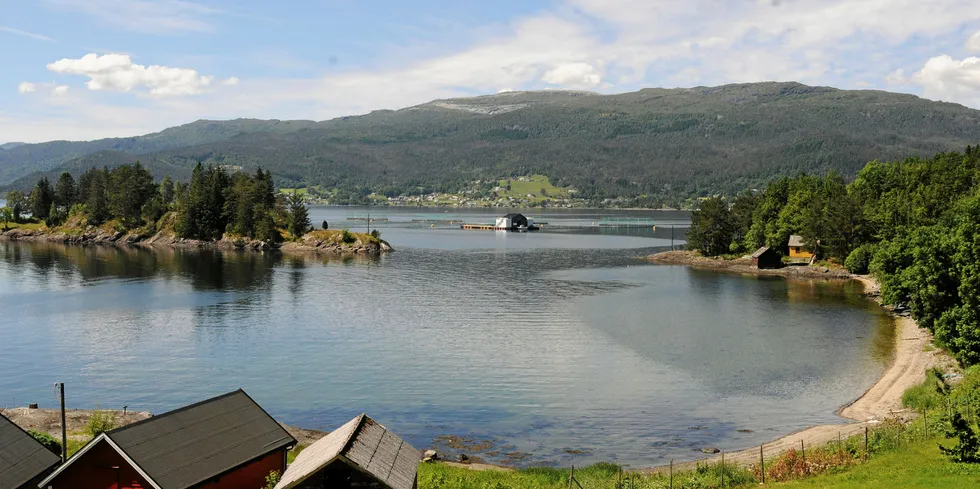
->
40 389 295 489
0 412 61 489
275 414 419 489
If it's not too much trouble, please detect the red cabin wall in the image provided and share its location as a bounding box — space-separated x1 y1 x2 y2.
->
193 449 286 489
43 439 150 489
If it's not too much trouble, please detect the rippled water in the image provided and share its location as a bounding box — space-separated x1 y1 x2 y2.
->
0 207 893 466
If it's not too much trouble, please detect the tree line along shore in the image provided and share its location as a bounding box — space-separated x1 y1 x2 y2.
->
0 162 391 254
685 145 980 367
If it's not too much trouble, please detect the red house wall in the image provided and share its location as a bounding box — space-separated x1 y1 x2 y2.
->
193 449 286 489
43 442 285 489
43 439 150 489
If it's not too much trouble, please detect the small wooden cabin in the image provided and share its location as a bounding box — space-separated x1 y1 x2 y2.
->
788 235 813 259
38 389 295 489
274 414 419 489
751 247 781 269
0 411 61 489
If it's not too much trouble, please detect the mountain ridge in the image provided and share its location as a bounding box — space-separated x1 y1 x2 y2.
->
4 82 980 206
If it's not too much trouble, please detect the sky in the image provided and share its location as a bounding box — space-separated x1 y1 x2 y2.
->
2 0 980 143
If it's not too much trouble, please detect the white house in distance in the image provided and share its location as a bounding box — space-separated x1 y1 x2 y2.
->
494 213 537 230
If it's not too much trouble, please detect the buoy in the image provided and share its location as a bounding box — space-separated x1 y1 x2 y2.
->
431 224 435 228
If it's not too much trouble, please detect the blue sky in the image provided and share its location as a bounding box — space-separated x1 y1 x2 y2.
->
2 0 980 142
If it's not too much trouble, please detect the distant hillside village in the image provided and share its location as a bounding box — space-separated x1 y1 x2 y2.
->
0 390 420 489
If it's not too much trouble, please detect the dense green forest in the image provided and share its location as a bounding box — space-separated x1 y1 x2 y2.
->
4 82 980 206
1 164 312 242
687 146 980 365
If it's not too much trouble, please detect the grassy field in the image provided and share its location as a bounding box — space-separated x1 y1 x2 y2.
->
418 461 753 489
1 221 43 231
415 435 980 489
774 438 980 489
496 175 569 201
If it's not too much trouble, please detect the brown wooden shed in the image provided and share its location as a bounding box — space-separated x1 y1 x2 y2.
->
274 414 419 489
751 246 782 269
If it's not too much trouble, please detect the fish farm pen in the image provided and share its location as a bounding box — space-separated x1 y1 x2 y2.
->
593 217 658 228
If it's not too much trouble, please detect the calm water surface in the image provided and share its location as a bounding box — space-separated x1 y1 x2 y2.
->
0 207 893 466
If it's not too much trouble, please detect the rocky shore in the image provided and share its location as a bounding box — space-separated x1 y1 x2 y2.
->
646 250 851 279
0 225 392 255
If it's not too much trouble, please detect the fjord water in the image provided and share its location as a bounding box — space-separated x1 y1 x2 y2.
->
0 208 893 466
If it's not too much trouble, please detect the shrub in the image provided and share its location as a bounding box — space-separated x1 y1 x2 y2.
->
321 220 328 230
87 409 116 437
940 413 980 463
845 243 875 274
340 228 356 244
262 470 281 489
28 430 61 455
68 203 88 218
370 229 381 240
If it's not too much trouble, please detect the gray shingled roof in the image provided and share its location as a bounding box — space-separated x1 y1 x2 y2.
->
107 389 295 489
751 246 770 259
788 235 806 247
0 412 61 489
275 414 419 489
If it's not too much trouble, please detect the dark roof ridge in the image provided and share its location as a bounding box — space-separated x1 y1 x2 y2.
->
107 389 245 436
338 413 367 455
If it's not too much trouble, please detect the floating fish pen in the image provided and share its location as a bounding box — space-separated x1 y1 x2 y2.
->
593 217 657 229
347 217 389 221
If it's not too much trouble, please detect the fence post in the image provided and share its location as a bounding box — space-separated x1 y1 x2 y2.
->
923 408 927 438
801 439 806 474
721 451 725 488
669 458 673 489
569 464 574 489
760 444 765 484
864 426 869 461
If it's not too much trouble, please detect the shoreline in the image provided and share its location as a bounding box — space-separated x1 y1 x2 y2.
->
0 226 393 256
642 251 939 472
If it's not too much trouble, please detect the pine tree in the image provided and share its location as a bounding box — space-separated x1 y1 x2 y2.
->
54 172 77 209
286 192 310 238
86 169 109 225
29 177 54 220
160 176 175 206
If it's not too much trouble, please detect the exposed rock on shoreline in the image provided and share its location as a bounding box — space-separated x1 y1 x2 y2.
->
0 225 392 255
647 250 851 279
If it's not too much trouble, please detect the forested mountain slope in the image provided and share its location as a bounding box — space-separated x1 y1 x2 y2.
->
5 82 980 205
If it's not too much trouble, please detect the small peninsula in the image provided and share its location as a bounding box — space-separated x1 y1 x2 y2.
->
1 163 392 255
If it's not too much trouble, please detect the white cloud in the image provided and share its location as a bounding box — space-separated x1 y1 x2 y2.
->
910 54 980 105
46 53 224 96
18 82 37 94
11 0 980 143
52 85 69 96
0 26 55 42
542 62 603 89
43 0 218 34
968 31 980 53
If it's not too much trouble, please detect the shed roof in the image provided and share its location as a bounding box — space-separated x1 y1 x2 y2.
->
0 412 61 489
788 235 806 247
109 389 295 489
275 414 419 489
503 213 525 219
750 246 772 259
40 389 295 489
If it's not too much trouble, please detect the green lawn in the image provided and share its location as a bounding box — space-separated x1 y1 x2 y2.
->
773 438 980 489
1 221 43 231
497 175 568 200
